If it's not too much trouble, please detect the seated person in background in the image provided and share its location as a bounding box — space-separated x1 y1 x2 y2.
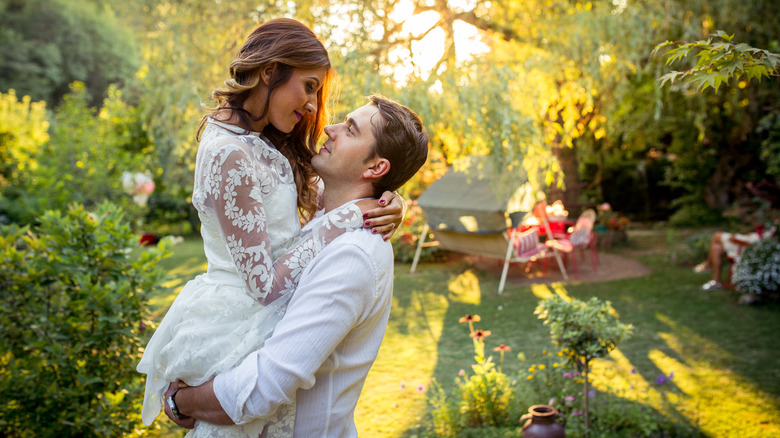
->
695 224 776 291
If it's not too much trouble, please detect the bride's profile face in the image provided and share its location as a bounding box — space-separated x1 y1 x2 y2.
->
260 67 327 134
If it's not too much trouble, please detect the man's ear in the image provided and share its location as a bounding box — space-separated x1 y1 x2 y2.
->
362 157 390 180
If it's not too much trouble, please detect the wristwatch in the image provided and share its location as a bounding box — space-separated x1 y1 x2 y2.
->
167 387 182 420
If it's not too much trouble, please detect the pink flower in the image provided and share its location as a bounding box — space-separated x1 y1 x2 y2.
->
458 369 465 377
417 384 426 393
572 411 583 416
565 396 575 402
598 202 611 211
137 180 155 196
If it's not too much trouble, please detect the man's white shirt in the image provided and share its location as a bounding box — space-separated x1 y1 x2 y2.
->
213 202 394 437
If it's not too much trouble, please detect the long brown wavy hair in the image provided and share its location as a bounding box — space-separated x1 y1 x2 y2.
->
197 18 333 223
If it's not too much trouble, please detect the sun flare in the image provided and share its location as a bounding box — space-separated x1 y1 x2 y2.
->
386 0 490 84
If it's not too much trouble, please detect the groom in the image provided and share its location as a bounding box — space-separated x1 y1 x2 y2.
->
163 95 428 436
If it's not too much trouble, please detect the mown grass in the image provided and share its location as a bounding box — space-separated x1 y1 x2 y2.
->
145 228 780 437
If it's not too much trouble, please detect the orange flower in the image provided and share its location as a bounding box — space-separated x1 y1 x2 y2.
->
469 329 491 340
493 344 511 352
459 314 481 323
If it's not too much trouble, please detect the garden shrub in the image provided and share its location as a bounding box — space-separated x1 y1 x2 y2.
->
0 83 155 228
0 202 171 437
733 238 780 296
0 90 49 191
668 202 724 227
428 315 516 436
457 360 514 428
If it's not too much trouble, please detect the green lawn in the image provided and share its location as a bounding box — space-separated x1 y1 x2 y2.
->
146 228 780 437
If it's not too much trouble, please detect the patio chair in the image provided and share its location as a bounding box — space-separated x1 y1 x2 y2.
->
545 209 599 278
410 220 569 294
497 226 551 294
529 200 570 282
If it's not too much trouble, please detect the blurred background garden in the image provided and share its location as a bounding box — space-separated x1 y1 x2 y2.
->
1 0 779 437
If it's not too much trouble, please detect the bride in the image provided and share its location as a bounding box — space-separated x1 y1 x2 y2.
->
136 18 403 437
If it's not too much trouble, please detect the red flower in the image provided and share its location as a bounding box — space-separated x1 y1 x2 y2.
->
459 314 481 323
139 234 159 246
469 329 491 340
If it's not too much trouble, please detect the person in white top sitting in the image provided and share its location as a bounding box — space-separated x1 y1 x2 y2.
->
162 94 429 437
695 224 777 291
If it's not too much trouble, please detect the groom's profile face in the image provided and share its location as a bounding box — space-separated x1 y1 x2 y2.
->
312 104 382 181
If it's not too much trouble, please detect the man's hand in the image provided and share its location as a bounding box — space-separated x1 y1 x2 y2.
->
164 380 196 429
163 378 235 425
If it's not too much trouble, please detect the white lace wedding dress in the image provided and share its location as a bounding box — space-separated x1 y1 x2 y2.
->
137 119 362 437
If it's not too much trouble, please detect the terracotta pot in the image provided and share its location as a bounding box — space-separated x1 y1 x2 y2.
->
520 404 565 438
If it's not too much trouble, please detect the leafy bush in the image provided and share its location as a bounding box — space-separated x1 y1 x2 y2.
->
0 202 171 436
668 202 724 227
535 296 633 436
428 315 516 436
458 357 514 428
1 83 154 227
0 90 49 191
733 238 780 296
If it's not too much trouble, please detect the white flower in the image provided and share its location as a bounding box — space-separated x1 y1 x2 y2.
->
121 171 155 206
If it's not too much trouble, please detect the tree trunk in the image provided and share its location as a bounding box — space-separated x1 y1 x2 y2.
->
552 143 581 205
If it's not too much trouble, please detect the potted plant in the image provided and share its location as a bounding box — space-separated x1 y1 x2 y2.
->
595 203 629 248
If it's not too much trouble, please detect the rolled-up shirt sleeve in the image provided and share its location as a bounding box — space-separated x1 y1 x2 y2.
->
213 241 375 424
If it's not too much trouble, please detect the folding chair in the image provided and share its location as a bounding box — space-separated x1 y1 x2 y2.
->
547 209 599 278
498 227 549 294
531 201 570 282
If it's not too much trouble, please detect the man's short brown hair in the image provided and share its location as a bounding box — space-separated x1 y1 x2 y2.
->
364 95 429 197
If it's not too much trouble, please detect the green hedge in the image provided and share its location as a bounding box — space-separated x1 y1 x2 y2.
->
0 202 170 437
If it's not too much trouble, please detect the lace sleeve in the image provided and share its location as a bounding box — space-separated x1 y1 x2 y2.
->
202 143 362 304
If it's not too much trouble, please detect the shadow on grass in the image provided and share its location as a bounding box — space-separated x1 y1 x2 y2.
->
399 234 780 437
